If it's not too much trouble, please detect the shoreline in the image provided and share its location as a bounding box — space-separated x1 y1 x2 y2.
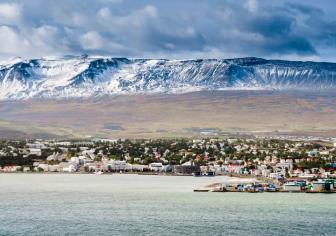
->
0 171 218 177
0 171 265 181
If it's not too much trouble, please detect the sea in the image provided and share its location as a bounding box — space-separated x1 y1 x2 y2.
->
0 174 335 236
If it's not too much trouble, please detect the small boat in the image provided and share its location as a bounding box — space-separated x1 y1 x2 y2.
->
193 171 216 177
193 189 209 192
211 185 226 192
193 171 202 177
207 171 216 176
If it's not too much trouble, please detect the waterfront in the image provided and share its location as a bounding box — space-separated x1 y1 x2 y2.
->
0 174 335 235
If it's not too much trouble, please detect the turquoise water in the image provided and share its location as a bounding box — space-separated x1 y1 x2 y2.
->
0 174 335 235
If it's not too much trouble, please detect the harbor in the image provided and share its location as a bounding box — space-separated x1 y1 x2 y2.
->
194 178 336 193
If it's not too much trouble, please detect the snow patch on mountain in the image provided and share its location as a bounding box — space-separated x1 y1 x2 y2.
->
0 56 336 100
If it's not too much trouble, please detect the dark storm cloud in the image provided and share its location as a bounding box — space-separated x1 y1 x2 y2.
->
0 0 335 61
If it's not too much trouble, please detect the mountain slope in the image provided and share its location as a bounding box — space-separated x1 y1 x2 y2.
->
0 56 336 100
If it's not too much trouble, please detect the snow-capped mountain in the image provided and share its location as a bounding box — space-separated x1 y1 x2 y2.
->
0 55 336 100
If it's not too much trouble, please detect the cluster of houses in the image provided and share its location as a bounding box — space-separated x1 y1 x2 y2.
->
0 138 336 181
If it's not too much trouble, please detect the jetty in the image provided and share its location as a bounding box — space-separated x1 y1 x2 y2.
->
194 178 336 193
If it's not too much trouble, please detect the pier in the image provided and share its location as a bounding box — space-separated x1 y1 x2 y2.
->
194 178 336 193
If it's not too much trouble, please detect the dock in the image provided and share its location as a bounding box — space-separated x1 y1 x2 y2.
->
194 178 336 193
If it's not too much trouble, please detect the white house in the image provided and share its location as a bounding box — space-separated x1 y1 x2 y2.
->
29 148 42 156
129 164 147 172
106 160 128 171
149 163 163 171
59 162 77 172
37 163 49 171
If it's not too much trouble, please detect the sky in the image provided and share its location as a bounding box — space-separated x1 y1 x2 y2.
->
0 0 335 61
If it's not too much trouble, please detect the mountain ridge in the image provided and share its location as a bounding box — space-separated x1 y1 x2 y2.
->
1 56 336 100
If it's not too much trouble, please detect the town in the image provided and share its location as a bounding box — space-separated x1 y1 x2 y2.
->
1 137 336 192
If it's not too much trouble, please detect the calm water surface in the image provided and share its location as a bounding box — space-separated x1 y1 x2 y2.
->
0 174 335 236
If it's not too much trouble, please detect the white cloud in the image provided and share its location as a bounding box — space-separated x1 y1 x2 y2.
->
142 5 157 18
244 0 258 12
97 4 158 29
0 26 29 54
79 31 103 50
97 7 111 20
31 25 69 53
33 25 59 39
71 12 86 26
0 3 21 23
